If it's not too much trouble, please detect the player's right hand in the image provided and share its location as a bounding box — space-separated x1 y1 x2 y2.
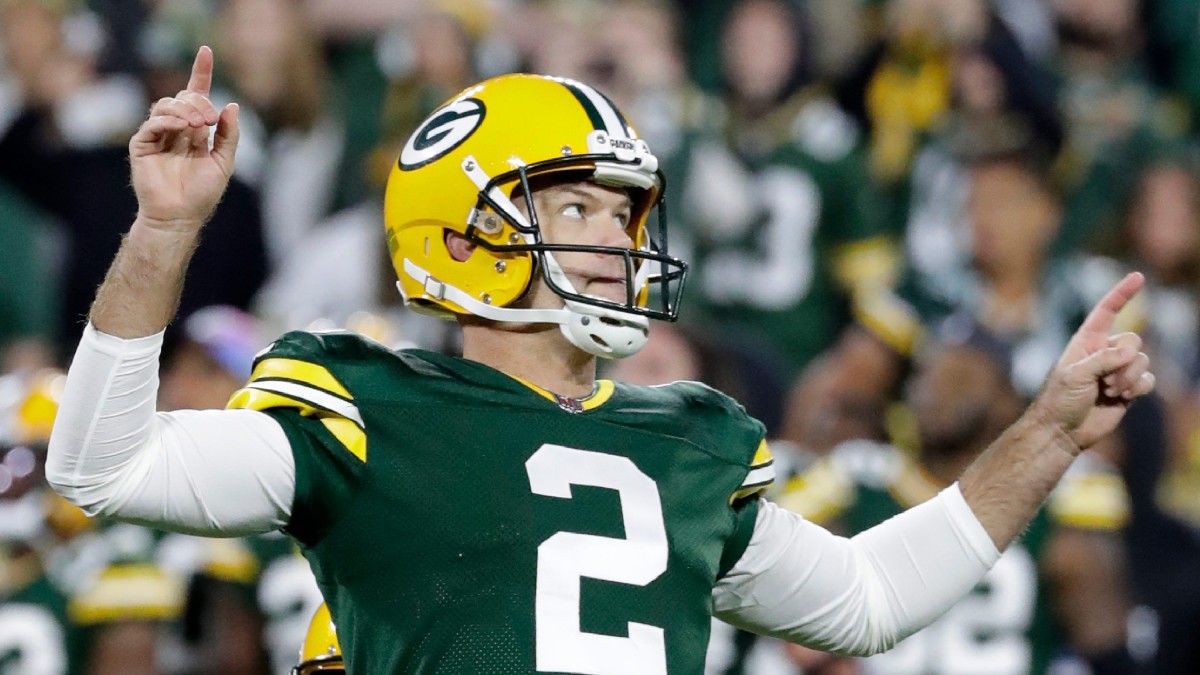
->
129 46 240 234
1030 272 1155 452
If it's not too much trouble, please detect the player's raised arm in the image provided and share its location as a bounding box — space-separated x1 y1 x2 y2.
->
92 45 241 338
959 272 1155 549
715 273 1155 657
47 48 294 536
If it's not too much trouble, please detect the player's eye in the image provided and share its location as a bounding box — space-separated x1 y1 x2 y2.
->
615 212 631 228
561 203 584 218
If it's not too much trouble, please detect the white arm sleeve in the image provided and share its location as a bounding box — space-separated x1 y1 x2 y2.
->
712 485 1000 656
45 323 296 536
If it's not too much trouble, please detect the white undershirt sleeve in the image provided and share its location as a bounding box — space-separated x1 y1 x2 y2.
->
45 323 296 536
712 485 1000 656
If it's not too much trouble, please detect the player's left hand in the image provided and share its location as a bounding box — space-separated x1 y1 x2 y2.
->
1031 272 1155 452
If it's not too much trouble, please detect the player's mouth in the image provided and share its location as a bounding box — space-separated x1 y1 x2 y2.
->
584 275 629 302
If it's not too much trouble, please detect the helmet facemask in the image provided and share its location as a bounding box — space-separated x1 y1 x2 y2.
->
460 153 688 358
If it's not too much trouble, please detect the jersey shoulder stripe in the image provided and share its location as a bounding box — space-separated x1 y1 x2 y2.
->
251 357 354 399
226 341 367 462
730 440 775 502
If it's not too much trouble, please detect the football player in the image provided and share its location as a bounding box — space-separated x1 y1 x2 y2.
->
47 47 1155 674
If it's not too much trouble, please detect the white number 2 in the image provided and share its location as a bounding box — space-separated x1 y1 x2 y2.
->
526 444 669 675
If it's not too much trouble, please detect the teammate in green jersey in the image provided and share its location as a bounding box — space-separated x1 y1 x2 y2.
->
48 46 1156 675
0 372 183 675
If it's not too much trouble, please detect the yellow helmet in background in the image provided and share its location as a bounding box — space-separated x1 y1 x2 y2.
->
0 369 65 446
384 73 688 359
0 369 93 541
293 603 343 674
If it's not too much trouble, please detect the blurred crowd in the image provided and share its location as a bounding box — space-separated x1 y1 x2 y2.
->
4 0 1200 673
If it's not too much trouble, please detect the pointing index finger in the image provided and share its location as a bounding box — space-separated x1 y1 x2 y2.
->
187 46 214 96
1079 272 1144 337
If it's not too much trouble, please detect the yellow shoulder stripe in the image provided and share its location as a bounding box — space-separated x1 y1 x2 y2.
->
226 388 367 462
731 440 775 503
321 418 367 462
228 387 319 416
751 439 773 467
729 483 770 503
250 358 352 400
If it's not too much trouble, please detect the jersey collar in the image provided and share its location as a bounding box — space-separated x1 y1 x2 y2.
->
511 377 616 413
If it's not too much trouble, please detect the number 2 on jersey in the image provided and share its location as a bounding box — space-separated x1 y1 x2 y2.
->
526 444 669 675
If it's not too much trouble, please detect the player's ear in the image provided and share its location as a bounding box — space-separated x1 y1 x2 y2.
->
445 231 476 262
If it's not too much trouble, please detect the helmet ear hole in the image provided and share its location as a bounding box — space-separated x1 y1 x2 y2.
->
445 231 476 262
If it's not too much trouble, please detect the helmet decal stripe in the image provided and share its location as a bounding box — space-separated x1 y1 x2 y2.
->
554 79 608 134
595 89 636 139
552 78 627 139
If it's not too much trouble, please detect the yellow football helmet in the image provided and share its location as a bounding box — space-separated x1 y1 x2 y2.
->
384 74 688 358
293 603 343 674
0 369 93 543
0 369 65 446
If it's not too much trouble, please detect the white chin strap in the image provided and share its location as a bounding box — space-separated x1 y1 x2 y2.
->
402 258 650 359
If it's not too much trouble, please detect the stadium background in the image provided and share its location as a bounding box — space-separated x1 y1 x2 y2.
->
2 0 1200 672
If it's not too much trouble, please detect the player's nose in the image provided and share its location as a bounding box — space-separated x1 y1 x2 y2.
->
598 213 634 250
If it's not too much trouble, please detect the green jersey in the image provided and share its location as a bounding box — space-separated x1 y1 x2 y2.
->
780 442 1129 675
227 330 774 674
0 566 81 675
678 93 898 373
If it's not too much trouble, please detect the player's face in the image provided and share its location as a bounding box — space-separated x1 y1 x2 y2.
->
523 180 637 305
968 163 1057 272
1129 166 1199 279
907 346 1017 458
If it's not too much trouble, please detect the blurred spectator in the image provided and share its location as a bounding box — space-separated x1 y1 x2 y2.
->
837 0 1059 190
214 0 343 268
1117 390 1200 675
905 149 1104 397
0 0 267 357
172 530 324 675
0 369 186 675
0 370 81 675
1054 0 1190 253
574 0 701 166
1149 0 1200 126
779 333 893 456
679 0 902 377
0 179 60 371
1102 153 1200 399
254 4 480 352
160 306 267 412
780 333 1140 675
